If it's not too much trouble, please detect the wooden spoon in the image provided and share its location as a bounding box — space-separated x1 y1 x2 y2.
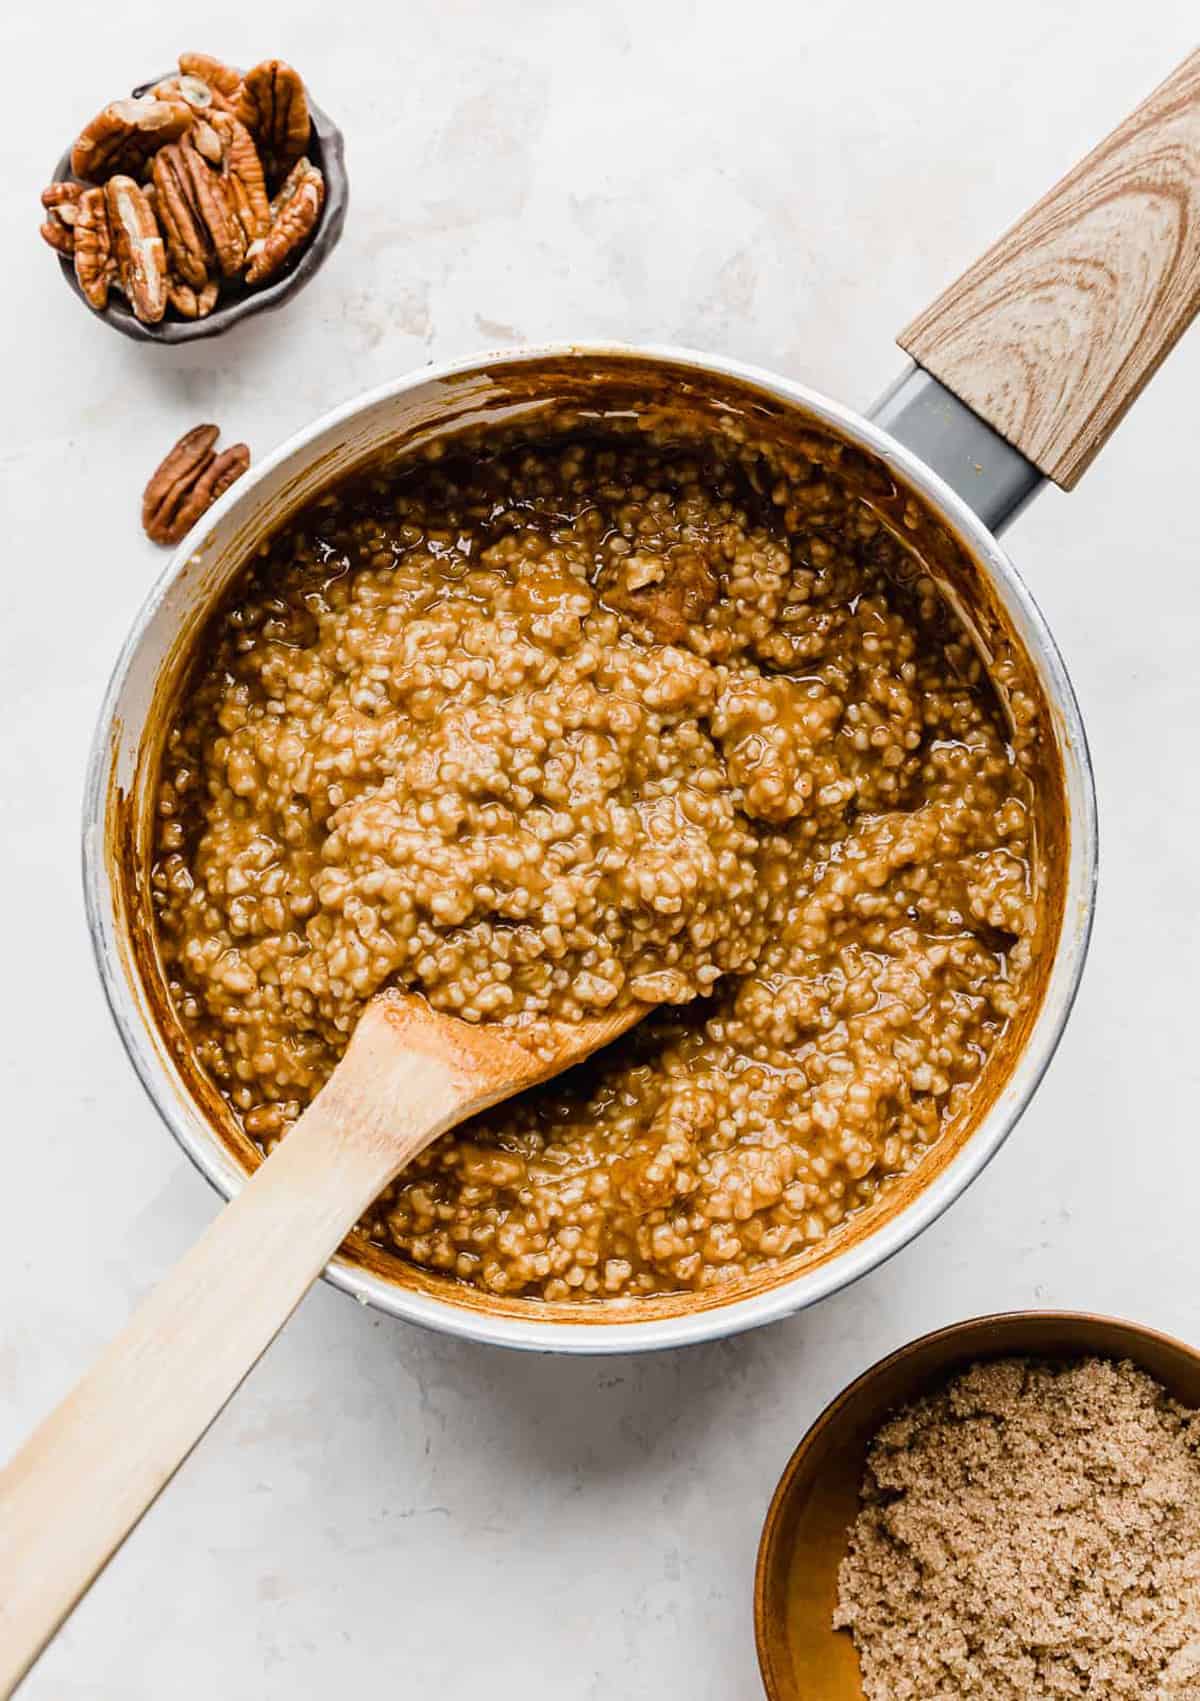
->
0 990 646 1695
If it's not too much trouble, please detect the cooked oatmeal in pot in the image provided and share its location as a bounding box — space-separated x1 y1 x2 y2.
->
151 414 1056 1302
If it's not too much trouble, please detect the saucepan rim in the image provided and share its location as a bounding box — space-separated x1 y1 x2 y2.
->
80 340 1098 1354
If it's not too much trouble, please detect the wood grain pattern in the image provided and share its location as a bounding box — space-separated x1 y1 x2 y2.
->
0 993 646 1697
899 50 1200 488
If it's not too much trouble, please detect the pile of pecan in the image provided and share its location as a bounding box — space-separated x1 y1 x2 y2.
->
40 53 326 325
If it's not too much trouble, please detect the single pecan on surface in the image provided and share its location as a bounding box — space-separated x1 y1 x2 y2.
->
40 182 84 255
236 59 309 184
70 96 193 181
245 157 324 285
73 187 116 308
178 52 242 106
143 424 250 545
105 175 167 323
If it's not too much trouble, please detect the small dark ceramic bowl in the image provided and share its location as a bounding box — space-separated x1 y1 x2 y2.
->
51 74 347 344
754 1310 1200 1700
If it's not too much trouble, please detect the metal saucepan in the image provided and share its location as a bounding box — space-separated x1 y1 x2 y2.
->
82 52 1199 1353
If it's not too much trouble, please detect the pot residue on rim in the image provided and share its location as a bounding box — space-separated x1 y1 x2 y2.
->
139 388 1067 1306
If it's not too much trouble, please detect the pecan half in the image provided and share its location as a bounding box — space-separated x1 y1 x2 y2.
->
73 187 116 309
236 60 309 183
70 96 193 181
143 425 250 545
597 548 719 644
41 216 74 256
40 182 84 255
191 118 224 164
211 111 270 241
152 143 211 288
178 443 251 527
178 52 242 106
105 175 167 323
150 73 220 115
181 141 246 276
166 272 220 319
245 157 324 285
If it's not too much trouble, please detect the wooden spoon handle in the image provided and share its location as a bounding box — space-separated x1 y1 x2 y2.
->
899 49 1200 488
0 1010 463 1697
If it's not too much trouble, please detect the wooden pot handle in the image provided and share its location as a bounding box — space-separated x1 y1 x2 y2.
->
899 49 1200 489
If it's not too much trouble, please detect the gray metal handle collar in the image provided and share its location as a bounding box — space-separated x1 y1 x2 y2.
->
869 365 1043 537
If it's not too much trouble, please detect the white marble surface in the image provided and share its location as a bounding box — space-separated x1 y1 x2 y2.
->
4 3 1199 1694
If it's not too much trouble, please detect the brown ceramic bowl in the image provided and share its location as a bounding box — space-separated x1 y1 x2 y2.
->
754 1310 1200 1700
50 74 347 344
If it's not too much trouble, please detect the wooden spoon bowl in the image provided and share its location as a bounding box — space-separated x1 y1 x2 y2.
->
754 1310 1200 1700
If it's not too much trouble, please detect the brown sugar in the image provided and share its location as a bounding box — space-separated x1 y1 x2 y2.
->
834 1356 1200 1699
